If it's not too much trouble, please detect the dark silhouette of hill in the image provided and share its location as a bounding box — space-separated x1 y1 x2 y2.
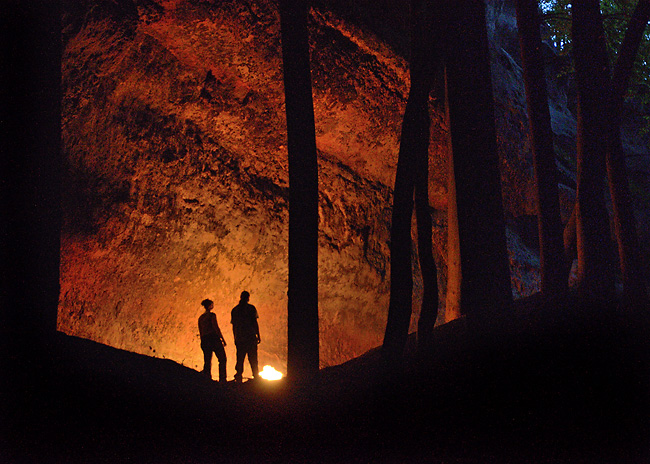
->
4 294 649 463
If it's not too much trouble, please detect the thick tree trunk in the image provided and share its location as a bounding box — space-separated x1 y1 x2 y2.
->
444 0 512 317
514 0 567 296
1 1 62 345
280 0 319 380
571 0 616 304
1 1 61 439
606 0 650 307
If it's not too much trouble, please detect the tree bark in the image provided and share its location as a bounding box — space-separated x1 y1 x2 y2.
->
1 2 62 444
444 0 512 317
562 1 650 303
280 0 319 380
606 0 650 307
515 0 567 296
415 151 439 349
571 0 616 304
563 206 577 280
382 0 440 362
610 0 650 102
1 1 62 344
413 0 441 351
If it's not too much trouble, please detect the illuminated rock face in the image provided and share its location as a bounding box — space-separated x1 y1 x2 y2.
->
60 0 413 376
58 0 567 375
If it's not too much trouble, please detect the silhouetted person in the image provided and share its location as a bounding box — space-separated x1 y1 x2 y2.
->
198 299 227 383
231 291 261 382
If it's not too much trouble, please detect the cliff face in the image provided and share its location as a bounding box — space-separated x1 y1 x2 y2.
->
59 0 643 376
60 0 416 374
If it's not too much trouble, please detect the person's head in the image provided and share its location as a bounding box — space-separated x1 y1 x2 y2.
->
201 299 214 311
240 291 250 303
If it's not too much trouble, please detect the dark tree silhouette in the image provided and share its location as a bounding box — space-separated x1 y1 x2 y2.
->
413 0 442 351
279 0 319 380
562 207 577 279
605 0 650 308
571 0 616 303
415 153 440 351
562 1 649 306
383 0 431 360
1 1 62 346
444 0 512 318
514 0 567 296
382 0 440 363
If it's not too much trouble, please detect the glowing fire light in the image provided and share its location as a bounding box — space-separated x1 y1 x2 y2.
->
259 365 283 381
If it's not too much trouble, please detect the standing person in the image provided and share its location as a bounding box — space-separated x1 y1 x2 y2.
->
231 291 261 382
198 299 227 383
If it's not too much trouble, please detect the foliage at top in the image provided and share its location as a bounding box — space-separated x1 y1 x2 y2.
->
540 0 650 101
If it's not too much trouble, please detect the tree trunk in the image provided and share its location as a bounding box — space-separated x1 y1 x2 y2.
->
444 0 512 317
571 0 616 304
1 2 62 443
606 0 650 307
561 1 649 305
413 0 442 351
415 145 439 349
280 0 319 380
563 206 577 281
382 0 440 362
514 0 567 296
1 0 62 345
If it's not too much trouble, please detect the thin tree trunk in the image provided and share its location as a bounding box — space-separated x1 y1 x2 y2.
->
413 3 441 348
413 0 440 351
381 90 418 364
444 0 512 317
383 0 441 362
415 148 439 349
515 0 567 296
610 0 650 101
606 0 650 307
572 0 616 304
563 206 577 280
280 0 319 380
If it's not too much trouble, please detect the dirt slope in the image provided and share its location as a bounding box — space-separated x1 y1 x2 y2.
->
6 296 650 463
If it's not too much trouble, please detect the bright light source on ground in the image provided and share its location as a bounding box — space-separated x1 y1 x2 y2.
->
259 365 283 381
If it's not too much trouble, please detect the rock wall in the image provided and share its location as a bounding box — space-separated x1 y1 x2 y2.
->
60 0 424 376
61 0 647 376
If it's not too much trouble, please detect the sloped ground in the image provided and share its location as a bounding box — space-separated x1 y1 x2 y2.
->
5 295 649 464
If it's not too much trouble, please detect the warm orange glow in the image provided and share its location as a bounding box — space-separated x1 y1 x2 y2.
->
259 365 283 381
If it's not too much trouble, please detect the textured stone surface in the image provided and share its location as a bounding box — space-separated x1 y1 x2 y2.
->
60 0 416 376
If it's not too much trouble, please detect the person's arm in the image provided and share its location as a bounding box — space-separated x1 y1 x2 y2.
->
212 314 226 346
231 309 238 344
254 307 261 344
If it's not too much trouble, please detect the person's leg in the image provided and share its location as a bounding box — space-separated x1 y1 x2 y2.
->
248 343 259 379
215 344 227 383
234 345 245 381
201 341 212 379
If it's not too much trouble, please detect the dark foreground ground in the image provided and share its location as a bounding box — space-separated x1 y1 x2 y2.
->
3 295 650 464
